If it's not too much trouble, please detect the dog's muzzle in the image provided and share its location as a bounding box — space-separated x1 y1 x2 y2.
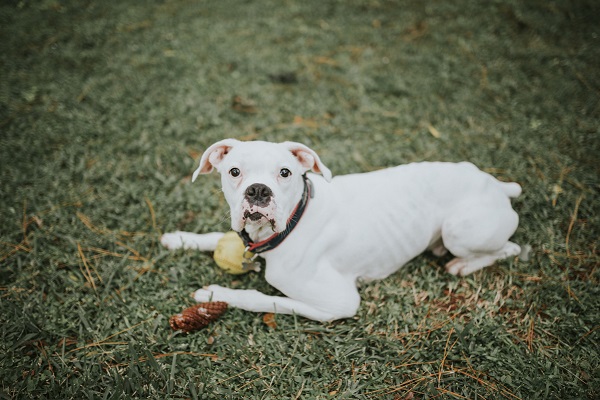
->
241 183 277 228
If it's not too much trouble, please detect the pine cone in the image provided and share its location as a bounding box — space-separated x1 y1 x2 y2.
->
169 302 228 333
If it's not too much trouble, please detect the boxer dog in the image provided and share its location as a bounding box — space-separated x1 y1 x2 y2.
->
161 139 521 321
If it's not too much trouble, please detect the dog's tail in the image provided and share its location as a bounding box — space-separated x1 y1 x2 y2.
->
498 181 522 198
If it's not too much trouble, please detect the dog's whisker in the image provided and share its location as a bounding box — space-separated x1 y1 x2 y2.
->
218 212 232 225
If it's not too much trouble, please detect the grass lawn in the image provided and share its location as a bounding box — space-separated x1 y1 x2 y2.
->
1 0 598 398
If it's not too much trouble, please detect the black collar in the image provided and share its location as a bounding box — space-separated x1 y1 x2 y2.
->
238 175 313 254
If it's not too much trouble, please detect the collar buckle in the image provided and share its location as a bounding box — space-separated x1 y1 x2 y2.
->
241 247 261 272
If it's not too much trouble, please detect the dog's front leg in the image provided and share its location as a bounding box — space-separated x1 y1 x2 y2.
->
194 285 358 322
161 231 224 251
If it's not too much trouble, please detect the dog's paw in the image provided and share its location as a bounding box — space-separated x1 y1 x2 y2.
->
193 285 229 303
446 242 521 276
161 231 186 249
193 288 214 303
445 258 468 276
445 255 496 276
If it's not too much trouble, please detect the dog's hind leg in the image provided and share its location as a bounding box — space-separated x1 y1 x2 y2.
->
441 202 520 276
161 231 225 251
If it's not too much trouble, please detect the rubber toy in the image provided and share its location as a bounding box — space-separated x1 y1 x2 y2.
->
213 231 260 274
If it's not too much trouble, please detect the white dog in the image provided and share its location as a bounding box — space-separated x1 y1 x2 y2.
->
161 139 521 321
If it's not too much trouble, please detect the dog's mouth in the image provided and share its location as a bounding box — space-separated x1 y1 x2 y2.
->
244 211 267 222
242 209 277 231
236 196 279 234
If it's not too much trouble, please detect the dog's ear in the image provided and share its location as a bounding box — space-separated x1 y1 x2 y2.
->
192 139 240 182
282 142 332 182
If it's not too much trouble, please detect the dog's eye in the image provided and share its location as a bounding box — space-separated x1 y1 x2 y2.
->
229 168 241 177
279 168 292 178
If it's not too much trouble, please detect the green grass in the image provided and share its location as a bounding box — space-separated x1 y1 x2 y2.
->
1 0 598 398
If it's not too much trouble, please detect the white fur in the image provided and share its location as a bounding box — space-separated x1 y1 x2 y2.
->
161 139 521 321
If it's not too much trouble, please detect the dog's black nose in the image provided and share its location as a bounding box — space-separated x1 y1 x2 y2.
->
245 183 273 206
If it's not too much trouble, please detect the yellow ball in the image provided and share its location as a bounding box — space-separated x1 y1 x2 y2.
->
213 232 257 274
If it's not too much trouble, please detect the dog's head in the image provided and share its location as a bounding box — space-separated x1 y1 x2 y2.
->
193 139 332 236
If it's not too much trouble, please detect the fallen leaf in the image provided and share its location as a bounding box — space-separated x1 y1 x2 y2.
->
262 313 277 329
